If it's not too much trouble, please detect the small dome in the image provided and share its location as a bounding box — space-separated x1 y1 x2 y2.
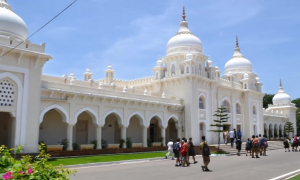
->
255 77 260 82
243 72 249 79
156 56 163 66
225 38 252 73
0 1 28 40
206 57 213 67
185 52 193 60
273 81 291 105
166 8 203 54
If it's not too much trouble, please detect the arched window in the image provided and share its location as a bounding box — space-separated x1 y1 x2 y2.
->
0 79 15 107
253 106 256 114
236 103 241 114
155 72 158 79
186 66 189 73
222 100 230 113
192 65 195 74
244 84 247 89
199 96 205 109
199 63 202 74
171 64 175 75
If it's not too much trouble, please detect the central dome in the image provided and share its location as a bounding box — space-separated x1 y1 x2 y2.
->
166 8 203 54
0 0 28 40
225 37 252 73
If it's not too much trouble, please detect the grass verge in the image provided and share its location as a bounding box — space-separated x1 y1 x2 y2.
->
288 174 300 180
211 151 228 154
47 152 166 166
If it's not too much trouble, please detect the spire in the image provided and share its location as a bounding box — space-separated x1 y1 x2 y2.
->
182 6 186 21
0 0 12 11
236 35 239 47
280 79 282 87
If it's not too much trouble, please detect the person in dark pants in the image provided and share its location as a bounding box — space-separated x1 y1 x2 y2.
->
199 136 210 171
234 129 237 141
229 130 235 147
188 137 198 164
236 136 242 156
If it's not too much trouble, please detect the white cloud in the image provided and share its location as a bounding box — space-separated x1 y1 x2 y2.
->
84 3 180 79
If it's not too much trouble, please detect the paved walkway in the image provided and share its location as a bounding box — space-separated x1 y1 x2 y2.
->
69 149 299 180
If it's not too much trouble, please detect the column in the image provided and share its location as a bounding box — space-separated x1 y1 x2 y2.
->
142 126 148 147
67 124 74 151
121 126 127 148
177 127 181 139
161 127 166 146
266 129 269 140
96 125 102 149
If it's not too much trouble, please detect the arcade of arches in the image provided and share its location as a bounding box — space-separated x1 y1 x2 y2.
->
38 109 180 150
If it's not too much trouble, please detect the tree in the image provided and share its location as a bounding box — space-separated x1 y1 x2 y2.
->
292 98 300 134
284 122 294 138
292 98 300 108
263 94 275 109
209 107 231 152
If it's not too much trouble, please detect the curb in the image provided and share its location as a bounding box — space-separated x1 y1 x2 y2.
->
64 157 166 168
210 154 231 157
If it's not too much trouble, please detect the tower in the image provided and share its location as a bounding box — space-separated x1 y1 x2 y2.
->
105 64 114 85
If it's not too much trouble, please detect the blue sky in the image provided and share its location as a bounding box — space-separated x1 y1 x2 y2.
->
9 0 300 99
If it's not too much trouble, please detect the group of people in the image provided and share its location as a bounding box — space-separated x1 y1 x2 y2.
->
224 129 269 158
166 136 211 171
283 135 300 152
166 137 197 167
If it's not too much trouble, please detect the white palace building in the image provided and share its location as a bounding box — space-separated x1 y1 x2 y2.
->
0 1 297 153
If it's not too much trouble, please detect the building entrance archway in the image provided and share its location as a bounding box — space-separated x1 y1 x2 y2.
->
0 112 15 148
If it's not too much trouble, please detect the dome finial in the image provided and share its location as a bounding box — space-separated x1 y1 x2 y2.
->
236 35 239 47
182 6 186 21
280 79 282 87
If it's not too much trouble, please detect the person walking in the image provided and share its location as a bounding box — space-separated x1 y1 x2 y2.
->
200 136 210 171
180 139 189 167
229 130 235 147
234 129 237 141
260 135 268 156
283 137 290 152
236 136 242 156
165 139 174 160
293 135 298 152
237 130 242 139
188 138 198 164
223 131 229 145
174 138 181 166
252 135 260 158
258 134 262 155
291 137 295 151
245 138 252 156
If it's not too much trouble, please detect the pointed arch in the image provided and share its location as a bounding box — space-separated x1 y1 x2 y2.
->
166 114 180 128
221 97 231 113
102 109 123 126
75 107 98 125
127 111 145 127
148 113 163 127
39 104 69 124
0 72 24 147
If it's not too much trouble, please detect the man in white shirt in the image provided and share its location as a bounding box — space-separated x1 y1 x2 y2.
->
165 139 174 160
229 130 235 147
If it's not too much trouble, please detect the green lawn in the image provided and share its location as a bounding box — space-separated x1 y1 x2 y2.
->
288 174 300 180
47 152 167 166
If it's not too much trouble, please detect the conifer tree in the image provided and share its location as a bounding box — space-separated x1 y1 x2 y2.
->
210 107 231 151
284 121 294 138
